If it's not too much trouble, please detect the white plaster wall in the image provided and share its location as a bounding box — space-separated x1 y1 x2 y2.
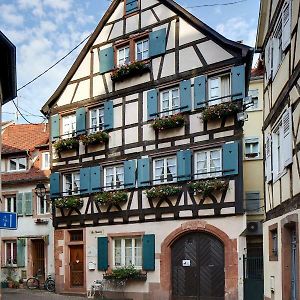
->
141 0 159 10
107 2 124 23
72 79 90 103
109 21 123 40
161 52 175 78
93 75 106 98
166 20 176 50
179 46 202 73
179 19 205 46
57 84 77 107
141 10 157 28
94 24 113 45
115 73 151 91
152 5 176 20
126 14 139 34
125 102 139 125
71 53 91 81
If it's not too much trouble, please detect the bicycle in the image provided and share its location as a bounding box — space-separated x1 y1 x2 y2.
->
26 273 55 292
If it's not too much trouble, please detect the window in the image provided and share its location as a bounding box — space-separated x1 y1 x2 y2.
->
63 172 80 195
153 156 177 184
272 18 283 77
135 39 149 61
272 123 285 179
104 165 124 190
62 114 76 138
113 237 142 268
245 138 260 159
245 192 262 214
247 89 259 110
69 230 83 241
194 149 222 179
8 157 27 172
5 196 16 213
37 194 51 215
42 152 50 170
125 0 139 15
4 241 17 266
160 88 180 117
117 45 130 66
89 107 104 133
208 74 231 105
269 227 278 261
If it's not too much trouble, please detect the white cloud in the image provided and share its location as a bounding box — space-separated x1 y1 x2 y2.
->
43 0 73 11
0 4 24 26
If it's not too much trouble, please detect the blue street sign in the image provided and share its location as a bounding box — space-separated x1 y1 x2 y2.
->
0 212 17 230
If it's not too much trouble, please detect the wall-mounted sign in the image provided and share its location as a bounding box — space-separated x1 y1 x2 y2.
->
88 262 96 271
182 260 191 267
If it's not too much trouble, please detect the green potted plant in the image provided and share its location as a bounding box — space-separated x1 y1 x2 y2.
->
111 61 150 82
152 114 185 131
94 191 128 206
1 280 8 289
201 102 240 121
104 265 146 281
189 179 229 197
145 185 182 200
80 131 109 146
53 137 79 156
54 196 83 209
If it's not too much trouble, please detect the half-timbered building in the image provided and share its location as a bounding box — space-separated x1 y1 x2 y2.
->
42 1 253 299
256 0 300 299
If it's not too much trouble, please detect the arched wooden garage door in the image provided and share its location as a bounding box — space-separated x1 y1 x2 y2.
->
171 232 225 300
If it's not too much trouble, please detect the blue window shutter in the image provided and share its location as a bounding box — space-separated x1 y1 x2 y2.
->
177 150 192 181
231 65 245 101
51 114 60 141
99 47 114 74
147 89 158 120
124 160 136 189
97 237 108 271
180 79 192 112
194 75 207 109
126 0 138 14
50 172 60 198
91 166 102 193
149 28 167 58
142 234 155 271
76 107 86 136
24 192 33 216
104 100 114 130
17 193 23 216
223 142 239 176
137 158 150 187
80 167 91 195
17 239 26 267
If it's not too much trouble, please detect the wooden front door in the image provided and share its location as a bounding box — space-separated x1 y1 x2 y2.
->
171 232 225 300
32 239 45 280
69 245 84 287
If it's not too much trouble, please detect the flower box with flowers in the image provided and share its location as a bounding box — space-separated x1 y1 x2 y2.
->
189 179 229 197
54 137 79 155
80 131 109 146
152 114 185 131
201 102 240 121
111 61 150 82
103 266 147 281
54 196 83 209
94 190 128 206
145 185 182 200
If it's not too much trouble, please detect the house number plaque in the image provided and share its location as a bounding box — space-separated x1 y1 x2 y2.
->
182 260 191 267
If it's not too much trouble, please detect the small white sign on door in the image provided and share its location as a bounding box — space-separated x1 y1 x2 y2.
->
182 260 191 267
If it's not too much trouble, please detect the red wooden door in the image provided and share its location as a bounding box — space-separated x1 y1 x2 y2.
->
69 245 84 287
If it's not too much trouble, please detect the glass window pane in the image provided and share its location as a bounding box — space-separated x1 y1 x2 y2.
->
9 159 17 171
125 239 133 266
18 158 26 170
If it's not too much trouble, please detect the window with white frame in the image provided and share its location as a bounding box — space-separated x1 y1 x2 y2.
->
62 114 76 138
37 194 51 215
153 156 177 184
194 149 222 179
117 45 130 66
8 157 27 172
4 241 17 266
104 165 124 190
272 123 284 179
113 237 142 268
245 138 260 159
135 39 149 61
247 89 259 110
42 152 50 170
89 107 104 133
208 74 231 105
160 87 180 117
63 172 80 195
5 196 16 213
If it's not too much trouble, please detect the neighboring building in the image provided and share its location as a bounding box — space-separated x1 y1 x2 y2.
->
0 124 54 283
243 62 265 251
256 0 300 299
42 0 253 299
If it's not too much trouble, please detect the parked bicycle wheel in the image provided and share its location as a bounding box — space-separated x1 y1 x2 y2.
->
26 277 39 289
45 279 55 292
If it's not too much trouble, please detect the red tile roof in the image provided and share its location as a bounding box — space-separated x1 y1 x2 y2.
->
251 59 264 77
2 123 49 154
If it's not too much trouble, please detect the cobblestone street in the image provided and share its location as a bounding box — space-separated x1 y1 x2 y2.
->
1 289 86 300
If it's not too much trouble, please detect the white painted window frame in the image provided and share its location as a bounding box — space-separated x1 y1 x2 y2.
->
37 194 51 215
63 172 80 195
89 106 104 133
153 156 177 185
194 148 222 179
135 39 149 61
4 241 17 266
104 164 125 191
160 87 180 117
8 157 27 172
244 138 260 159
42 152 50 170
208 74 231 106
5 196 16 213
117 45 130 66
62 114 76 138
112 237 142 269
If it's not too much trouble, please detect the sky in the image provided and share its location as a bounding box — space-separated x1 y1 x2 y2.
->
0 0 260 124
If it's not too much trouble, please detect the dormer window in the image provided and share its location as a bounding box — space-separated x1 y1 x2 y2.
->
117 45 130 66
8 157 27 172
136 39 149 61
